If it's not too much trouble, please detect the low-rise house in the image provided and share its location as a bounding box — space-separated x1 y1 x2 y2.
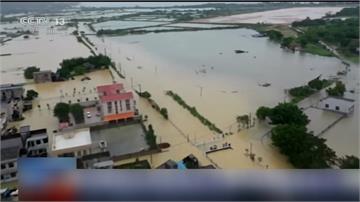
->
0 84 25 121
51 128 103 158
1 134 23 183
25 129 49 157
319 96 355 115
33 70 52 83
97 83 138 123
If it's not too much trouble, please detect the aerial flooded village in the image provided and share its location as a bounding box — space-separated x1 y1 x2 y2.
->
0 2 359 197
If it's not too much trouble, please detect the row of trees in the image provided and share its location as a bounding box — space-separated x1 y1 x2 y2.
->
57 54 112 79
53 102 84 124
289 76 332 103
256 102 358 168
137 91 168 120
166 90 222 134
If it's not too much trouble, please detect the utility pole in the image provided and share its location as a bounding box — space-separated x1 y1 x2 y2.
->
138 84 142 94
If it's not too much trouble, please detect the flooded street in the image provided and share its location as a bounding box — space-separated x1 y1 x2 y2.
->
1 8 358 168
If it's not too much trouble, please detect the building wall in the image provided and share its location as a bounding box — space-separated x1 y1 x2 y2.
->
101 98 135 117
1 159 18 183
320 99 353 114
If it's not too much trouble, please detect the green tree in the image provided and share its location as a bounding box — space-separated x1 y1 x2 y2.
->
268 103 309 125
54 102 70 122
24 89 38 100
281 37 294 48
69 104 84 124
146 124 157 149
271 124 337 168
256 106 272 120
338 155 359 169
24 66 40 79
160 108 168 119
326 81 346 97
308 76 324 90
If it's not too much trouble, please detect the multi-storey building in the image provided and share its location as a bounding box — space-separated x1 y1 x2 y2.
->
96 83 137 123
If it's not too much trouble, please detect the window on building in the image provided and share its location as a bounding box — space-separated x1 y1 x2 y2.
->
335 106 340 110
36 139 41 145
1 175 4 180
43 138 48 143
116 89 120 94
10 172 16 178
114 101 119 114
1 164 5 169
325 104 329 108
119 100 123 111
77 151 82 157
125 99 130 111
107 102 112 114
8 162 14 168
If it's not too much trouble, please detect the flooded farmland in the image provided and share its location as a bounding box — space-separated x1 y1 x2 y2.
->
1 6 358 168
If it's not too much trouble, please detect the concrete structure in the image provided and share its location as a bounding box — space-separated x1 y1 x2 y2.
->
0 84 25 122
1 134 23 183
51 128 102 158
33 70 52 83
319 96 355 115
97 83 138 123
25 129 49 157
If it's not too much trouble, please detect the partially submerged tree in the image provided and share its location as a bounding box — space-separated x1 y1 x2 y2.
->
338 155 359 169
54 102 70 122
24 66 40 79
69 104 84 124
271 124 337 168
327 81 346 97
24 89 39 100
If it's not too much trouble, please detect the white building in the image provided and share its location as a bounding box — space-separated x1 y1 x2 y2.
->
51 128 97 157
319 96 355 115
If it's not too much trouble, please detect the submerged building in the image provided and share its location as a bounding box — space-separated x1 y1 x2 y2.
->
319 96 355 115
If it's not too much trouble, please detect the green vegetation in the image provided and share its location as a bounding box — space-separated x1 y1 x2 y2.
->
266 30 283 41
271 124 337 168
256 106 272 120
236 114 250 129
54 102 84 124
137 91 168 119
24 66 40 79
303 43 334 57
326 81 346 97
337 155 359 169
24 89 38 101
256 102 339 168
96 25 242 36
138 91 151 99
160 108 168 119
146 124 157 149
289 76 332 103
166 90 222 134
328 6 359 17
263 103 309 125
293 16 359 60
56 54 112 79
54 102 70 122
69 104 84 124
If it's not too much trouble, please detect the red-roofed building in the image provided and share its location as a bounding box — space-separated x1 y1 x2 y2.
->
97 83 137 122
